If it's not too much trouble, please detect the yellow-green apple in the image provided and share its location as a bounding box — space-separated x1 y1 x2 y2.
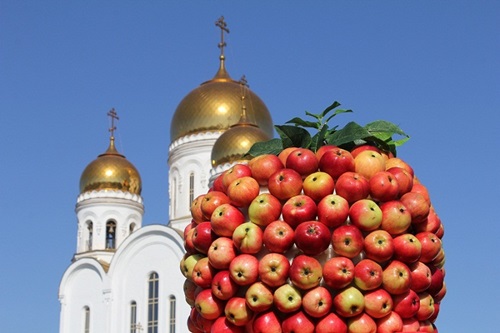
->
183 279 197 307
294 221 331 256
252 310 282 333
385 157 414 177
318 147 355 180
222 164 252 190
285 147 319 178
346 313 377 333
192 221 217 254
281 194 317 229
317 193 349 228
245 281 274 312
211 270 239 301
376 311 403 333
194 288 225 320
227 176 260 207
302 171 335 202
210 316 244 333
248 193 282 227
380 200 412 236
224 296 254 326
322 256 355 289
262 220 295 254
417 320 435 332
400 192 430 224
201 190 231 220
409 261 432 293
369 171 400 202
334 171 370 204
354 149 386 180
363 229 394 263
192 256 215 289
363 288 393 319
351 144 381 158
415 232 442 263
392 289 420 318
382 260 411 295
232 222 263 254
416 292 435 321
180 253 205 280
427 266 445 297
267 168 303 201
281 310 315 333
278 146 299 167
410 183 431 205
248 153 284 186
387 166 414 197
428 302 440 323
207 236 237 270
191 194 206 224
211 203 246 237
258 252 290 287
301 286 333 318
315 144 338 161
401 317 420 332
393 233 422 264
349 199 383 232
273 283 302 313
289 254 323 290
229 253 260 286
333 286 365 317
353 259 383 291
315 312 348 333
331 224 364 258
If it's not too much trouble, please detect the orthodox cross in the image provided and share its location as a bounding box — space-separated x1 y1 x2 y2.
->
215 16 230 58
107 108 119 138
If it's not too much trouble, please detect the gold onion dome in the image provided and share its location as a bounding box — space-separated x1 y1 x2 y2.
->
79 137 142 195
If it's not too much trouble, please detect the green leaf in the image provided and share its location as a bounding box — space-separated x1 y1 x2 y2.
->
365 120 408 137
320 101 341 117
327 121 371 146
275 125 312 148
310 124 330 152
325 108 353 123
285 117 319 129
247 138 284 157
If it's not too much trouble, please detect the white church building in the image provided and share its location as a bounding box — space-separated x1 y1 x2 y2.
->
58 18 274 333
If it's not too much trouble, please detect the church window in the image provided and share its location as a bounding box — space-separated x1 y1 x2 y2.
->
147 272 159 333
129 222 136 235
130 301 137 333
86 221 93 251
189 172 194 208
106 221 116 249
83 306 90 333
172 178 177 216
169 295 176 333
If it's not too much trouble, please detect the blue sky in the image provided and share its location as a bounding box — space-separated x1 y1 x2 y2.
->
1 1 499 332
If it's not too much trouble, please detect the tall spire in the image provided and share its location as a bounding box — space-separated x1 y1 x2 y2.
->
214 16 231 80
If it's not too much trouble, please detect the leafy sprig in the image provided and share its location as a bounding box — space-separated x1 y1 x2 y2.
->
248 101 409 157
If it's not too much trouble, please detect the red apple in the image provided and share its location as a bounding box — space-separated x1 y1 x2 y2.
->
183 279 198 307
322 256 355 289
400 191 431 224
315 312 348 333
281 194 317 229
267 168 303 201
289 254 323 290
415 232 442 263
229 253 260 286
232 222 263 254
354 149 386 180
331 224 364 258
248 154 284 186
417 320 435 332
416 292 435 321
194 288 224 320
211 270 239 300
208 236 237 270
333 286 365 317
363 229 394 263
191 194 206 224
248 193 282 227
413 207 441 234
201 190 231 220
211 173 226 193
210 316 244 333
380 200 412 236
245 281 274 312
387 166 414 196
192 221 217 254
180 253 205 281
410 183 431 205
392 289 420 318
433 281 447 303
393 233 422 264
222 164 252 190
294 221 331 256
376 311 403 333
192 256 215 289
211 203 246 237
369 171 400 202
334 171 370 204
382 260 411 295
409 261 432 293
226 176 260 207
427 266 445 297
258 252 290 287
302 171 335 202
363 288 393 319
281 310 315 333
315 144 338 161
273 283 302 313
301 286 332 318
317 193 349 228
346 313 377 333
252 310 282 333
349 199 383 232
278 146 299 167
262 220 295 253
353 259 383 291
184 227 197 254
318 147 355 180
401 317 420 332
351 144 381 158
385 157 414 178
286 147 319 178
225 296 254 326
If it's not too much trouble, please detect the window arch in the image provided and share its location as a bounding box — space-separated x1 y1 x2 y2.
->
189 172 195 209
106 220 116 249
130 301 138 333
129 222 136 235
83 306 90 333
147 272 159 333
86 221 93 251
169 295 176 333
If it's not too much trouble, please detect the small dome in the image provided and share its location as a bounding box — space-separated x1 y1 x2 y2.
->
79 138 142 195
170 58 274 142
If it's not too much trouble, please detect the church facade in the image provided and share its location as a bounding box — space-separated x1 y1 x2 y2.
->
58 18 274 333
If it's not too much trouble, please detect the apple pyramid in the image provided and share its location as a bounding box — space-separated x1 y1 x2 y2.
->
181 102 446 333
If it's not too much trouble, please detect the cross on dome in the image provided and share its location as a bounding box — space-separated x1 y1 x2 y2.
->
215 16 230 59
107 108 119 139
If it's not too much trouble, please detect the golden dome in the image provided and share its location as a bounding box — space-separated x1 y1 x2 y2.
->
170 58 274 142
79 138 142 195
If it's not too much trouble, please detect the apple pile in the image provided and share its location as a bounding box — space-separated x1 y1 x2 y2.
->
180 103 446 333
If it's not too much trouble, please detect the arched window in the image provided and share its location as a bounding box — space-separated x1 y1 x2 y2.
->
169 295 176 333
172 177 177 216
148 272 159 333
86 221 93 251
83 306 90 333
130 301 138 333
189 172 194 209
106 221 116 249
129 222 136 235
